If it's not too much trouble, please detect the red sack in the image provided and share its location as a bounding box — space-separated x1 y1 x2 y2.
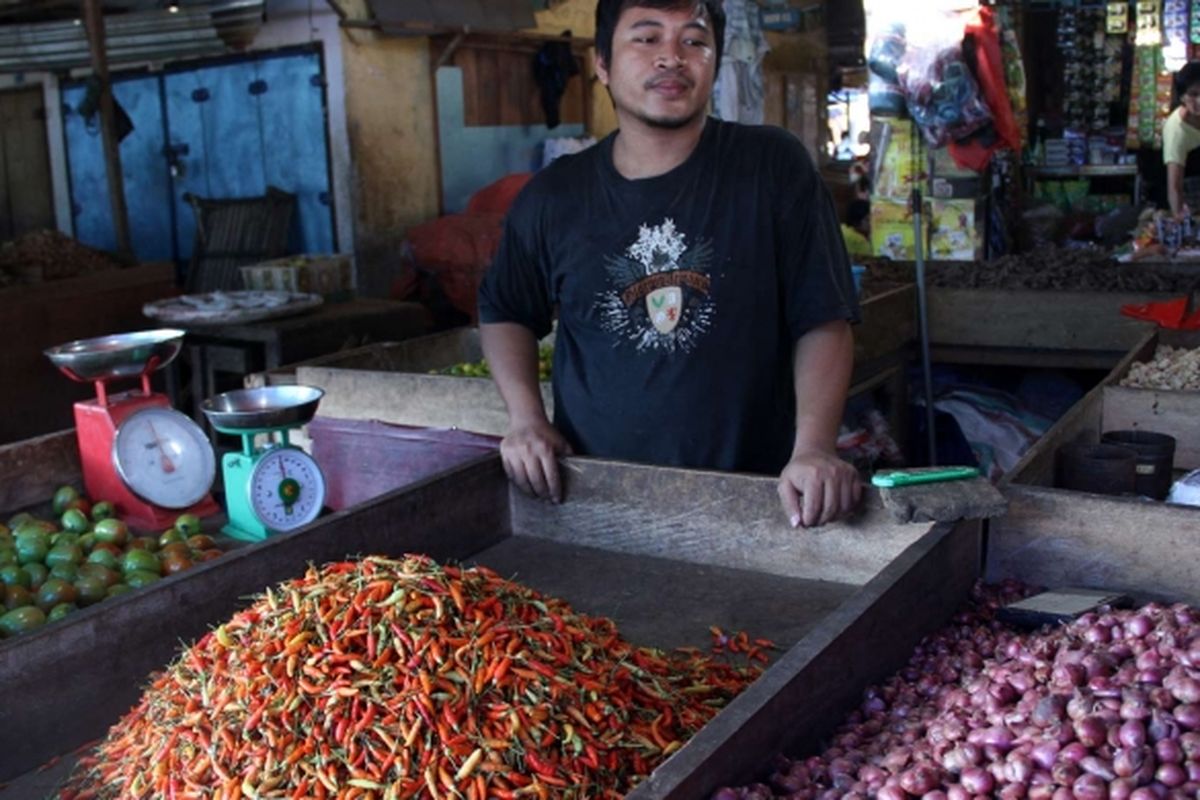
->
1121 279 1200 329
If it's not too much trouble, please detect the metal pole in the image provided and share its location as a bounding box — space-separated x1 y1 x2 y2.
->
82 0 132 258
912 185 937 466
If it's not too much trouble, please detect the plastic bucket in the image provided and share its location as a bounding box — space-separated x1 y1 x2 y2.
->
1057 443 1138 496
1100 430 1177 500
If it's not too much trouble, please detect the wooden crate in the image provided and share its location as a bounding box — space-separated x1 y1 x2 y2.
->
248 287 917 437
0 262 177 445
0 454 973 796
1099 328 1200 471
993 329 1200 605
928 287 1160 368
0 429 81 514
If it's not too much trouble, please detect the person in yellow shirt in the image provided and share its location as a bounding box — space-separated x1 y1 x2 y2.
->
1164 62 1200 217
841 199 872 260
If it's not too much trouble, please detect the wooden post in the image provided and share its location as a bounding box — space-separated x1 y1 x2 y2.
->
81 0 132 258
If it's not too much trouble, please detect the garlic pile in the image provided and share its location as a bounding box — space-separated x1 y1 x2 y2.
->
1121 346 1200 391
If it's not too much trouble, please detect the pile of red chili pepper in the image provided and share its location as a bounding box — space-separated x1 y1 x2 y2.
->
59 554 766 800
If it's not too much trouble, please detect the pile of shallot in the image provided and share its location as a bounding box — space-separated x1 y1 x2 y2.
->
712 582 1200 800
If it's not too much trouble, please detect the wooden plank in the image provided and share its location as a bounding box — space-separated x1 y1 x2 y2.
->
630 521 982 799
0 263 177 444
1099 328 1200 471
988 485 1200 606
1004 331 1152 488
931 344 1128 370
0 92 10 242
469 537 856 655
928 288 1160 352
0 455 511 784
855 283 915 365
0 429 80 514
510 457 937 586
1102 386 1200 470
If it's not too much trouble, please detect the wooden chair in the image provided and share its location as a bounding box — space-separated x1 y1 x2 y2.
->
183 186 297 293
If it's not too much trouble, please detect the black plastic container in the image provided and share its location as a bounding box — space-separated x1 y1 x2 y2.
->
1100 430 1177 500
1057 443 1138 496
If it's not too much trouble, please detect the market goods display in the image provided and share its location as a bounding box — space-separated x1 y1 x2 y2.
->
1121 346 1200 392
59 554 765 799
0 486 220 638
712 581 1200 800
867 249 1190 293
0 229 127 286
436 345 553 381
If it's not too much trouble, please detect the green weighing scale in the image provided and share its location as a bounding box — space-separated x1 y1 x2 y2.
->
201 386 327 542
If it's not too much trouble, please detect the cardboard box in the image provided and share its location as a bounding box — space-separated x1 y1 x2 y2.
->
871 199 917 260
240 254 352 301
929 199 979 261
874 120 925 201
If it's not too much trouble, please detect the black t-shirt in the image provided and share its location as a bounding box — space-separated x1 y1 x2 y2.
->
478 117 860 475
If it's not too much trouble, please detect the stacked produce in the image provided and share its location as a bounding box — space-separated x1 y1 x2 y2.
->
0 486 221 638
0 229 126 286
1121 346 1200 392
436 344 553 381
60 554 764 799
712 581 1200 800
866 249 1190 293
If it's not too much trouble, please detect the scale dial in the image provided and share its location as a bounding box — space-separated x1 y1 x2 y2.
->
248 447 325 531
113 408 215 509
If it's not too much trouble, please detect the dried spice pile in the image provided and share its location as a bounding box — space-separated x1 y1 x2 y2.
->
0 229 126 284
59 555 765 800
865 249 1191 293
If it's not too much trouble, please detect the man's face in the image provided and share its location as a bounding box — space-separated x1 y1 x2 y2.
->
595 4 717 131
1184 83 1200 117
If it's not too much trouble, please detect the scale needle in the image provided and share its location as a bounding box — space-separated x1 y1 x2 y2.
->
148 421 176 474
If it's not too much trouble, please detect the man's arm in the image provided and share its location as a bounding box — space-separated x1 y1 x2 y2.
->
777 319 862 527
1168 162 1188 217
480 321 571 502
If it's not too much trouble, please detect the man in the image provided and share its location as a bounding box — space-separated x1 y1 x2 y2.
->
478 0 862 528
841 198 872 261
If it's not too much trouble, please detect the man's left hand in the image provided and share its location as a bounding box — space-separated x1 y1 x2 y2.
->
777 449 863 528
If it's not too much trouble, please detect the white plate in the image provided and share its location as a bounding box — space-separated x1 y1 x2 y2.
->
143 291 323 326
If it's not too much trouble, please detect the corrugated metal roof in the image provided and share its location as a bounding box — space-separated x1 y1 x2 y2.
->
0 0 262 73
367 0 535 35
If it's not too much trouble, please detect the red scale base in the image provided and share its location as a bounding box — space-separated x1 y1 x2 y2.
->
74 389 219 532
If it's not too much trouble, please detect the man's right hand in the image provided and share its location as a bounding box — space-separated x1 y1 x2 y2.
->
500 419 573 503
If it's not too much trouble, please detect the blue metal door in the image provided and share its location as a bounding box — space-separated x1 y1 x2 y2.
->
164 50 334 262
63 48 335 265
62 74 174 262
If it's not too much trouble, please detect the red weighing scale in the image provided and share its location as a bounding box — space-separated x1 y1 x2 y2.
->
44 329 219 531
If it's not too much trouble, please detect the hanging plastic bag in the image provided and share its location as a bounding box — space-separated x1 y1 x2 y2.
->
1120 278 1200 329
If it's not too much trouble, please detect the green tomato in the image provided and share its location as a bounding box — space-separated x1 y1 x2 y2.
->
121 548 160 576
45 544 84 570
7 512 34 530
74 575 107 606
86 549 119 571
60 508 91 534
5 584 34 610
23 563 48 590
124 570 161 589
0 565 31 589
36 578 78 612
52 485 81 516
50 532 81 549
0 605 46 636
15 537 48 566
49 562 78 582
78 563 120 589
47 602 77 622
92 518 129 547
91 501 116 522
106 583 134 599
173 514 202 537
77 533 96 552
0 548 16 567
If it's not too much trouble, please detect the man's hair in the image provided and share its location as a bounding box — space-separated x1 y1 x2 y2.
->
846 199 871 230
595 0 726 70
1175 62 1200 101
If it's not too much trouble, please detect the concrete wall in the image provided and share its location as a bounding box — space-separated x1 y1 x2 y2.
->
338 0 618 296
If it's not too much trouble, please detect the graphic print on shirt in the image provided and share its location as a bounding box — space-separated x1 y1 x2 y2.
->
594 218 716 353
